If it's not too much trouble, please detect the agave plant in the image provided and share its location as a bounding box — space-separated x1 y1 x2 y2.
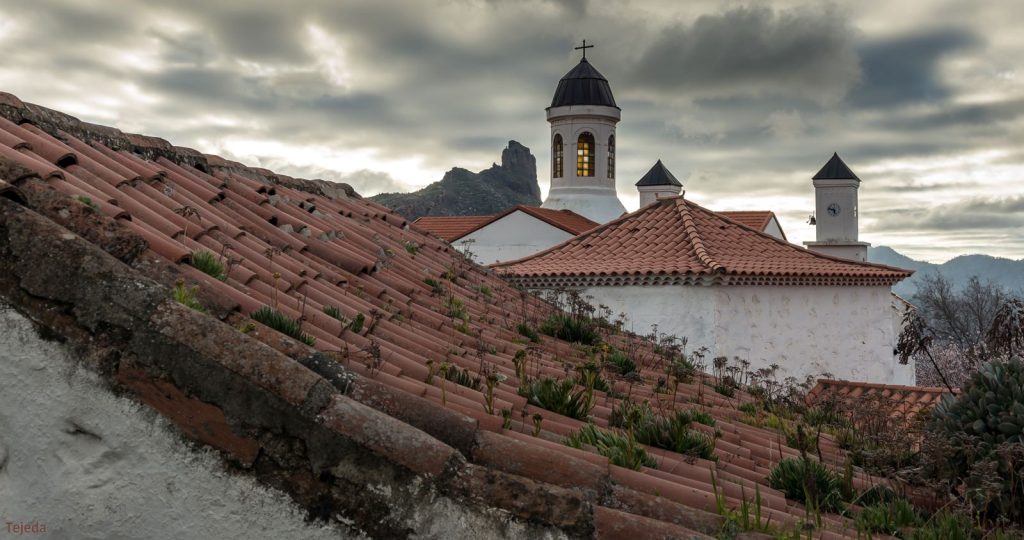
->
930 355 1024 522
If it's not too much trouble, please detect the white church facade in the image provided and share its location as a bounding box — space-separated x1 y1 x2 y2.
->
495 191 916 385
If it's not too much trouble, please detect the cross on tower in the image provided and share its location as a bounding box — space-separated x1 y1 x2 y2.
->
574 39 594 59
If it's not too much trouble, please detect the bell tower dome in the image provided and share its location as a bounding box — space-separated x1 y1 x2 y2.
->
541 41 626 224
804 153 870 262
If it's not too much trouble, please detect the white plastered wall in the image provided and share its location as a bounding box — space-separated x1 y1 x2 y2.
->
456 211 574 265
578 284 914 385
0 306 566 540
0 306 352 540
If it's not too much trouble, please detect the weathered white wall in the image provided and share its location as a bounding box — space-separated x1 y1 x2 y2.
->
0 306 565 540
543 104 627 223
763 217 785 241
579 284 912 384
458 210 574 265
0 306 352 540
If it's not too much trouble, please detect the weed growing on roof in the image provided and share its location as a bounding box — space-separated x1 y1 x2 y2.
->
443 365 481 391
445 295 469 322
540 312 600 346
500 408 512 430
423 277 443 296
602 346 638 376
609 400 717 461
403 241 420 255
518 377 593 421
172 279 206 313
850 497 920 537
482 369 505 415
348 313 365 333
516 322 540 343
565 424 656 471
768 458 842 512
75 195 98 210
250 306 315 346
474 285 492 299
189 250 226 280
322 305 345 322
237 321 257 334
711 473 774 538
532 413 543 436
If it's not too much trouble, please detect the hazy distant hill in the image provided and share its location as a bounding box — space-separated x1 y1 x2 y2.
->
370 141 541 220
868 246 1024 299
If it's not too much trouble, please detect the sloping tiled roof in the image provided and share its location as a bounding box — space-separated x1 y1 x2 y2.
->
718 210 776 232
414 205 598 242
411 215 491 241
807 379 953 423
0 92 905 538
496 196 912 286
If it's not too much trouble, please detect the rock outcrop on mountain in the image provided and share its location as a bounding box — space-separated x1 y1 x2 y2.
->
370 140 540 220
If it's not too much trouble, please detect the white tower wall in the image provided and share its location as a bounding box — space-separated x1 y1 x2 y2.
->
542 105 627 223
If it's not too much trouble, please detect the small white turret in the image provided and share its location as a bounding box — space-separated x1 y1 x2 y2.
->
635 159 683 207
804 153 870 262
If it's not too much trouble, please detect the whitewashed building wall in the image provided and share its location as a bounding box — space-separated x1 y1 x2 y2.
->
455 211 575 265
577 284 914 385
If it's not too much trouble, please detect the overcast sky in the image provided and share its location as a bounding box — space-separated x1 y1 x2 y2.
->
1 0 1022 262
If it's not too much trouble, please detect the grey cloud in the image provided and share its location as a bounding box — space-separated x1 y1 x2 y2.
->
851 29 979 108
630 5 859 103
865 196 1024 232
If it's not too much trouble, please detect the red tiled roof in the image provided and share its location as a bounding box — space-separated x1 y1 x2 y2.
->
414 205 598 242
807 379 953 423
496 196 912 286
411 215 490 241
0 92 907 538
719 210 775 232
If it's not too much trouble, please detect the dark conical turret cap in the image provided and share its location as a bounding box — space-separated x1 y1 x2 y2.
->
813 153 860 180
635 159 682 187
550 58 618 108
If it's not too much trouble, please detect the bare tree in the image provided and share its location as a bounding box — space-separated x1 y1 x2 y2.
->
912 273 1011 350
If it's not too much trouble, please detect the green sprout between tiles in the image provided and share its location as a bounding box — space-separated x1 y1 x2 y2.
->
172 279 206 313
189 250 226 281
75 195 99 210
250 306 315 346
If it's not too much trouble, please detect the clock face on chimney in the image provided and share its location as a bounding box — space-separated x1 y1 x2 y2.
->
827 203 841 216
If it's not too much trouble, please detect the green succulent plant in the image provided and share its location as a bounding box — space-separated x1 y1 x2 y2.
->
768 458 842 512
930 355 1024 522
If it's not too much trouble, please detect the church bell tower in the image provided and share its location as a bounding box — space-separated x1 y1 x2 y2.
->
541 41 627 224
804 153 870 262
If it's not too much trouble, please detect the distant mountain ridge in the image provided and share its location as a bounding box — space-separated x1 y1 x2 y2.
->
370 141 541 220
868 246 1024 299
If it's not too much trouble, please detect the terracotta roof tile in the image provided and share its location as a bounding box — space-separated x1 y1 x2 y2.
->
496 196 912 286
414 205 598 242
412 215 491 241
807 379 953 422
0 94 906 538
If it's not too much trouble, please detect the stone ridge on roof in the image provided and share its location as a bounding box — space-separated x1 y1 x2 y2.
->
415 205 599 242
0 91 897 538
495 196 912 286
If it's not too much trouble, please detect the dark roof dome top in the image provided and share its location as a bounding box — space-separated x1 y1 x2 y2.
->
635 159 682 187
813 152 860 180
549 58 618 109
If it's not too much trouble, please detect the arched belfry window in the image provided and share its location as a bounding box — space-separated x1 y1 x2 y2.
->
552 134 563 178
607 135 615 179
576 132 595 177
